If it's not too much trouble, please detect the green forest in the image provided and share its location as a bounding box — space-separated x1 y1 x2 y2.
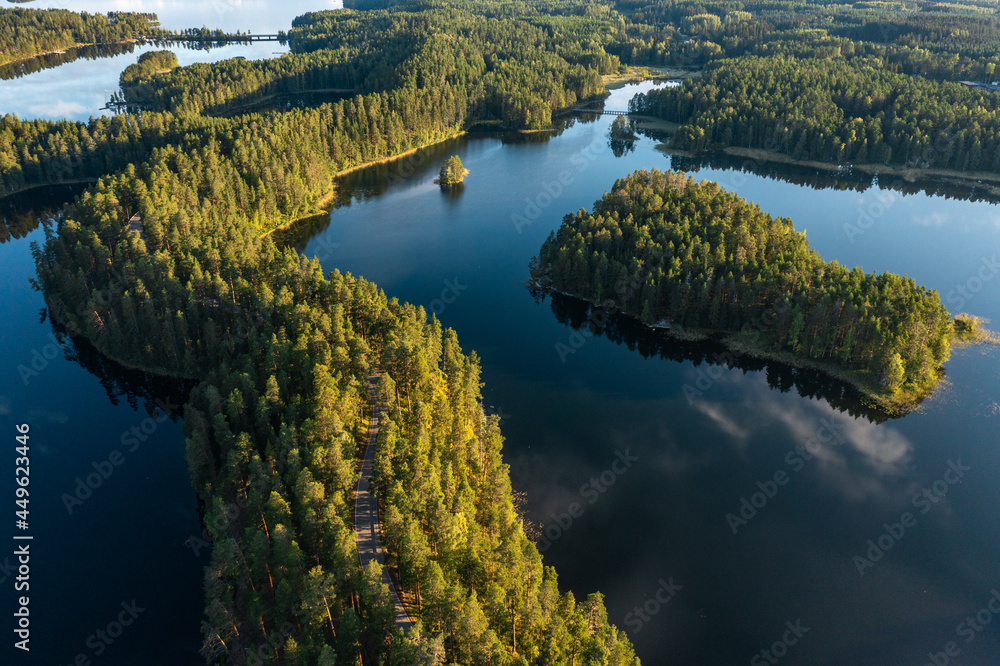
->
631 55 1000 171
529 169 955 409
8 0 1000 661
15 1 644 663
619 0 1000 174
0 7 158 66
438 155 468 185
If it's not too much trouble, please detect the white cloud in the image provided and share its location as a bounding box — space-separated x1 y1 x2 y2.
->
694 400 750 443
27 100 91 118
911 211 949 228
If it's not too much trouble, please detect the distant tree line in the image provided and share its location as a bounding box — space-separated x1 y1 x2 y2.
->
632 55 1000 172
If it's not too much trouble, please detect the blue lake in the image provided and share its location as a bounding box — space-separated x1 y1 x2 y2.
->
1 18 999 663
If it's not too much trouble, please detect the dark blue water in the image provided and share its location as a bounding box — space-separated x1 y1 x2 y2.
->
0 189 205 665
282 81 1000 664
2 38 1000 660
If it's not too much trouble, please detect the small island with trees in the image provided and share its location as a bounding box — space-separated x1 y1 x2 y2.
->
437 154 469 187
529 169 981 413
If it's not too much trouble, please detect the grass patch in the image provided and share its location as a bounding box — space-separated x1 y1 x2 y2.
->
952 313 1000 347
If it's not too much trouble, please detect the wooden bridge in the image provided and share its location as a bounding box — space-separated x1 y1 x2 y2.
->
573 109 630 115
140 33 283 43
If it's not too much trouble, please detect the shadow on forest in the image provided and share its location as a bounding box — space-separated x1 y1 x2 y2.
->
534 289 901 424
48 313 195 420
4 184 193 417
0 184 87 244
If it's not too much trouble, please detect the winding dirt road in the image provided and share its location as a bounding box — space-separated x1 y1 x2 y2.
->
355 374 413 631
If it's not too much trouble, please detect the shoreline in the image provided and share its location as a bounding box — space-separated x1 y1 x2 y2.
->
602 65 698 91
660 144 1000 194
0 178 98 201
530 281 940 416
261 130 467 237
2 38 140 69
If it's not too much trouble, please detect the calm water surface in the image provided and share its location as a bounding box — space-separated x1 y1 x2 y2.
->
3 0 342 122
2 20 1000 664
0 188 204 665
284 82 1000 664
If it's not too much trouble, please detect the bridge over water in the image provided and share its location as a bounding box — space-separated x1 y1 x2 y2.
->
139 33 284 43
572 108 629 115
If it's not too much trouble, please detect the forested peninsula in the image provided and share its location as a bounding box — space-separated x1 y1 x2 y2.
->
631 55 1000 174
19 1 642 663
617 0 1000 180
529 169 956 412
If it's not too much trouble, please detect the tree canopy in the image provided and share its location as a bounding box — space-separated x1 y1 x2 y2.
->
0 7 158 67
438 155 467 185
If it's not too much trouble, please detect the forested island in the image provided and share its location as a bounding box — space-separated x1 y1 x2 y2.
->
438 155 468 186
0 7 160 66
529 169 957 412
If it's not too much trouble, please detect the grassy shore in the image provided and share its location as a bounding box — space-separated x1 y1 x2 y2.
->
952 313 1000 347
602 65 699 90
720 330 938 415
